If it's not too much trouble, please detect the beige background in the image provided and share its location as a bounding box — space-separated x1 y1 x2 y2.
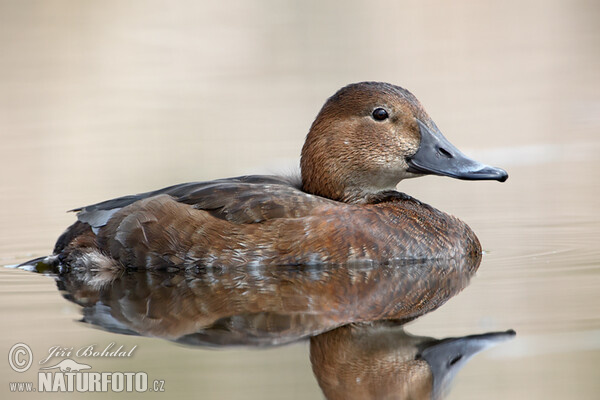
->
1 1 599 399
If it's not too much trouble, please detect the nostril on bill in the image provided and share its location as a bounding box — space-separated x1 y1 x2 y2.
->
438 147 453 158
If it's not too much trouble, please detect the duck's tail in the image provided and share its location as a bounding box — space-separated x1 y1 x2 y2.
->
13 254 61 274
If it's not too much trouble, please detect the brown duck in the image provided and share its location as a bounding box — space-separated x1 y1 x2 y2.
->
47 82 507 269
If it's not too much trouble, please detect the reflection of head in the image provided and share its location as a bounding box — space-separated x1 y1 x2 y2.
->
310 323 515 400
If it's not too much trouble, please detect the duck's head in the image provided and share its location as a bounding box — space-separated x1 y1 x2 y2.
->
301 82 508 202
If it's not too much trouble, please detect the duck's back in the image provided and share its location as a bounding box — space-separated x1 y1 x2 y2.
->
54 175 480 269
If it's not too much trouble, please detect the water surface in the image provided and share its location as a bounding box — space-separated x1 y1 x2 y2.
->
1 1 599 399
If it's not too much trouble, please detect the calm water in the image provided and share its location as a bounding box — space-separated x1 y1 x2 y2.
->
1 1 599 399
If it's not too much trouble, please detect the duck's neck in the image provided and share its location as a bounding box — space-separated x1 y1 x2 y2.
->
300 164 350 203
300 146 400 204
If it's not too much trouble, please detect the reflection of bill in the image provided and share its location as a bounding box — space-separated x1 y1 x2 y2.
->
31 253 512 398
311 324 516 400
8 343 33 373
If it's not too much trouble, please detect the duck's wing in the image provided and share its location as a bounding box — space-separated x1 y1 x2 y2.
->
73 175 335 229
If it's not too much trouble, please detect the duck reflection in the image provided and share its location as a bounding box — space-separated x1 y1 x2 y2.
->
31 253 514 399
311 323 514 400
44 255 479 345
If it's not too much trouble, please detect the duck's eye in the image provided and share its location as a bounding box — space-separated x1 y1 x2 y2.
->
372 108 389 121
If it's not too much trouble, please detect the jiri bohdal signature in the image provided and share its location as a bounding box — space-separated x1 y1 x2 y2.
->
39 343 137 365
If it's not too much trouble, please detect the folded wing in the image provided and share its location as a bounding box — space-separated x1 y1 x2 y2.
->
73 175 336 230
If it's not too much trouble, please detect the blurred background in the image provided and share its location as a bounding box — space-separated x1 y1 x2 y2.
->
1 1 599 399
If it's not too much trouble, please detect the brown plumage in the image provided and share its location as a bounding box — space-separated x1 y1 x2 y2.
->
51 82 507 269
310 323 515 400
51 255 481 345
47 255 512 399
311 324 434 400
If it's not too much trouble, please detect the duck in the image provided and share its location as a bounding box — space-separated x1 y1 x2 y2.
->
48 82 507 269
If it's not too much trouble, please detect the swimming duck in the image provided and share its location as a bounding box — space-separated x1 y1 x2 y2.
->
51 82 507 269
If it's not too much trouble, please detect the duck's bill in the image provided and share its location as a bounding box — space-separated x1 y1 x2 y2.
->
407 120 508 182
419 330 516 397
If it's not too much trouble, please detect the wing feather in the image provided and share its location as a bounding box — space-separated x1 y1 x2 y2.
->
74 175 335 229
